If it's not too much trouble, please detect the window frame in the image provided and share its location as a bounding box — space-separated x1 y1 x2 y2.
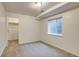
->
48 17 63 36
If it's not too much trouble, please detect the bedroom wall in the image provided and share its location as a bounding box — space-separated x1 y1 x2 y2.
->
0 3 7 56
7 12 40 44
40 7 79 56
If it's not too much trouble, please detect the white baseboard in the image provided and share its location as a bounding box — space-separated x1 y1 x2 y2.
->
19 40 40 44
0 43 7 56
41 40 79 56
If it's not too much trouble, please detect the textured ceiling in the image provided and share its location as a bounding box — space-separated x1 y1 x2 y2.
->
2 2 59 16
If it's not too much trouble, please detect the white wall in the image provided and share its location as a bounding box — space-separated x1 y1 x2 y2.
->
7 12 40 44
40 8 79 56
0 3 7 56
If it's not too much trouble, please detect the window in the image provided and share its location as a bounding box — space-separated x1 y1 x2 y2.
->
48 17 62 36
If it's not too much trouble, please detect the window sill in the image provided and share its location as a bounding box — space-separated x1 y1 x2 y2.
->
48 33 63 37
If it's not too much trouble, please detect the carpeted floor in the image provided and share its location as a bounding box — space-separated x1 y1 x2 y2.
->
1 40 76 57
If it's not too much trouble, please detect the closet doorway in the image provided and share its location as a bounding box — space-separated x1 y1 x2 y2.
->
7 17 19 45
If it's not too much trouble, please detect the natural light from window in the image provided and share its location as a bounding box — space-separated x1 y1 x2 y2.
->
48 17 63 36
